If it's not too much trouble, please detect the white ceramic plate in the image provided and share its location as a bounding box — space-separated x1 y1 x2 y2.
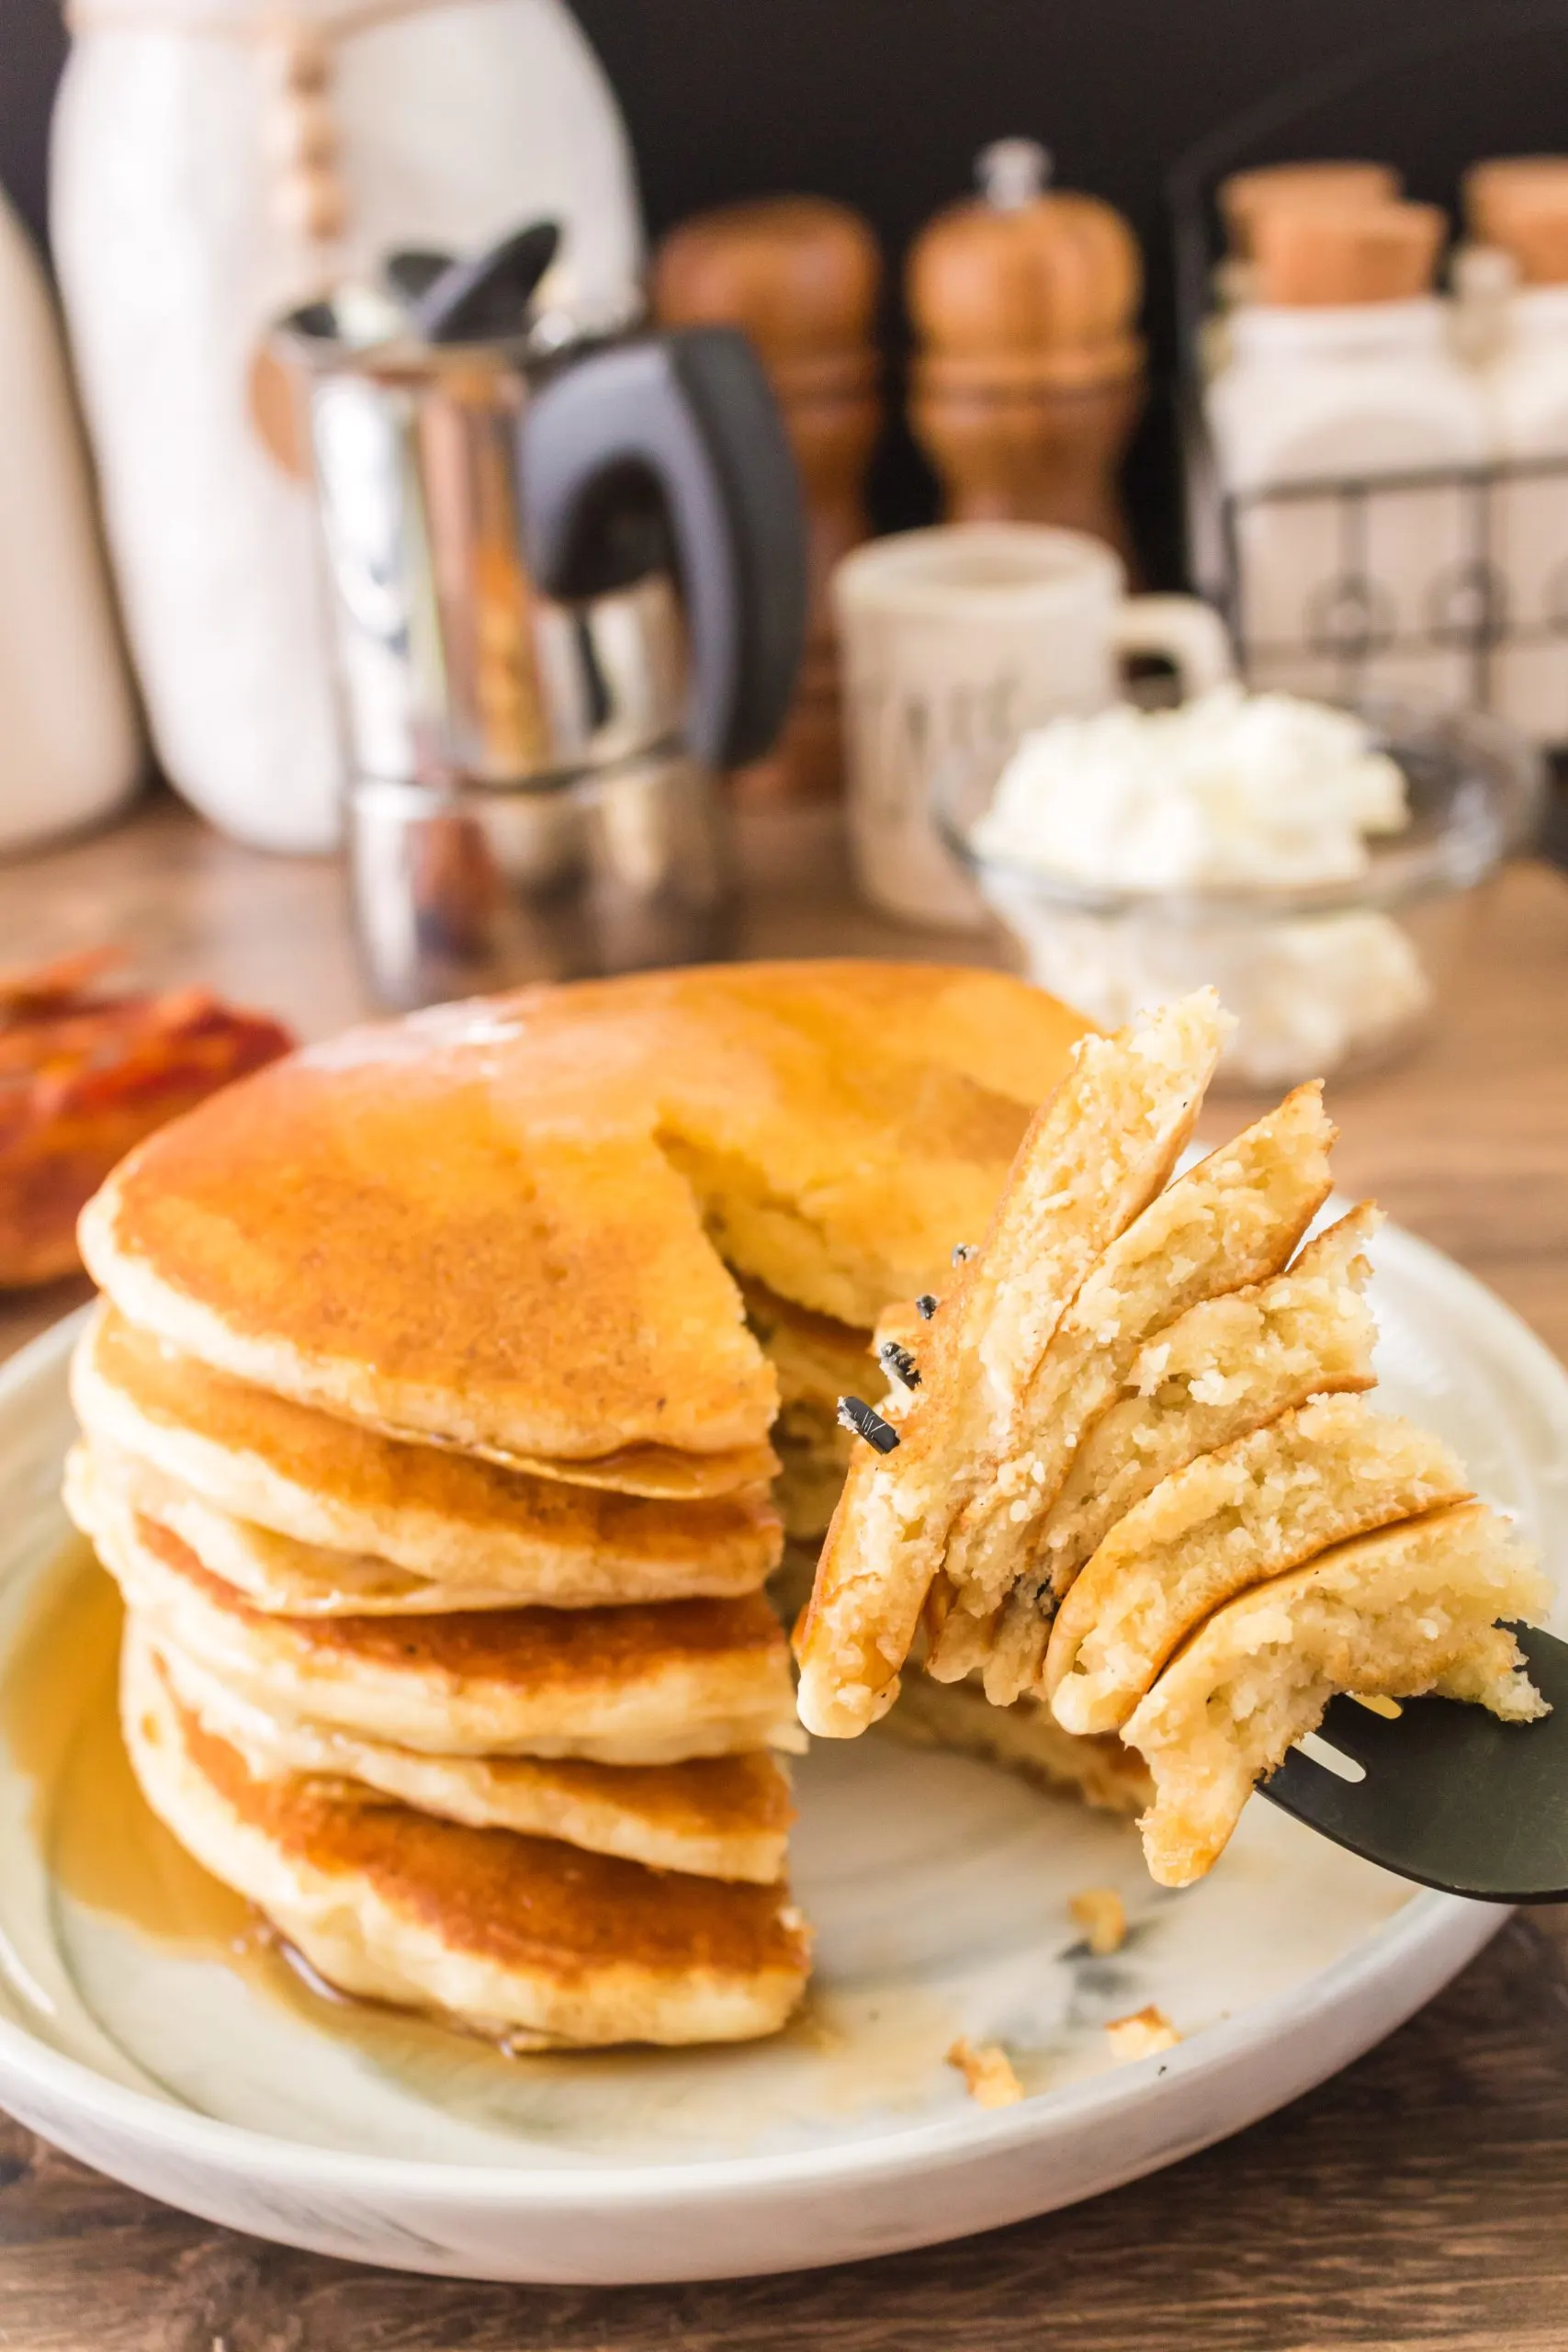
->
1 1220 1565 2284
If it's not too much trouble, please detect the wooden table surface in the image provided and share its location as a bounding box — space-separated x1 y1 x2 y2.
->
4 795 1568 2350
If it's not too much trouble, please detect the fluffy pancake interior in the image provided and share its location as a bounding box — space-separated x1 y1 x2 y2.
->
1122 1504 1549 1886
121 1635 811 2049
1044 1394 1473 1734
143 1623 793 1883
1035 1205 1381 1595
79 1485 803 1765
932 1081 1337 1698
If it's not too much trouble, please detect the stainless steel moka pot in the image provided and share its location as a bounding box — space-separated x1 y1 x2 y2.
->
276 238 806 1008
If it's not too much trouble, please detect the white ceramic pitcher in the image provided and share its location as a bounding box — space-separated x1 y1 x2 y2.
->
51 0 644 852
0 188 141 854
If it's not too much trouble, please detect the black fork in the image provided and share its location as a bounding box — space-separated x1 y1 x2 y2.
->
1262 1623 1568 1902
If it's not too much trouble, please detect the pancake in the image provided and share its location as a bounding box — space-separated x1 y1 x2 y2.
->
1123 1503 1549 1886
1033 1205 1381 1597
122 1637 810 2047
757 1542 1151 1816
80 1444 606 1616
771 1413 854 1548
77 1479 804 1765
930 1081 1337 1698
144 1623 793 1882
795 990 1230 1739
739 1277 868 1543
78 963 1089 1463
739 1277 873 1410
882 1675 1152 1818
1044 1395 1472 1733
73 1307 782 1600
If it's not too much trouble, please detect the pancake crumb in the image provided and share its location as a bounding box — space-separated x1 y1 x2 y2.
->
1069 1886 1128 1956
946 2036 1023 2107
1105 2005 1180 2063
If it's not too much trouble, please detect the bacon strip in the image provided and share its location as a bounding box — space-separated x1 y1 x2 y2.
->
0 956 292 1287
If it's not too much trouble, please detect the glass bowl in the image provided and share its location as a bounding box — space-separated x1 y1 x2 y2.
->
933 695 1545 1091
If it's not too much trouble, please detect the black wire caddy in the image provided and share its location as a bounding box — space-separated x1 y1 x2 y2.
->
1167 6 1568 741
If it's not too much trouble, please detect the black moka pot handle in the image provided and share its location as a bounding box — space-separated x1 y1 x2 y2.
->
516 326 807 770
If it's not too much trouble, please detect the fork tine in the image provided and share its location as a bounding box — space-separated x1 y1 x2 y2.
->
1260 1624 1568 1903
1303 1693 1413 1769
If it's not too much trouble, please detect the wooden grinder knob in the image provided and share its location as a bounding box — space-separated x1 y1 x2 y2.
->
1251 201 1446 307
907 140 1145 564
654 197 883 802
1465 155 1568 248
1466 160 1568 283
1219 161 1404 258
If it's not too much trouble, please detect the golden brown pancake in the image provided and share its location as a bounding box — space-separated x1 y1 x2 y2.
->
796 991 1230 1738
78 963 1089 1463
122 1637 811 2047
77 1445 606 1616
1124 1503 1549 1886
73 1306 782 1599
143 1623 793 1883
78 1480 803 1765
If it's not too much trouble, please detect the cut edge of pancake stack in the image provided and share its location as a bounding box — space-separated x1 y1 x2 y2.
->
67 962 1098 2048
796 987 1551 1888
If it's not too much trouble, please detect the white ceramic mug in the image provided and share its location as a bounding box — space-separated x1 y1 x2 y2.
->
833 523 1234 925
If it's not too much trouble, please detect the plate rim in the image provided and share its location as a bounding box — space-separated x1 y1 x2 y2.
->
0 1217 1560 2212
0 1881 1500 2208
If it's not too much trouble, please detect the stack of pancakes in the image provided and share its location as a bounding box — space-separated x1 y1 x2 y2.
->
66 961 1092 2048
797 989 1548 1887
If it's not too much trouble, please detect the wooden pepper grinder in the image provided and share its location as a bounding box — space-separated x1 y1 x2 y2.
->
654 197 882 800
908 140 1145 567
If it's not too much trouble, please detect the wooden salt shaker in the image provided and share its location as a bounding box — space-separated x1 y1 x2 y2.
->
654 198 882 801
907 140 1145 566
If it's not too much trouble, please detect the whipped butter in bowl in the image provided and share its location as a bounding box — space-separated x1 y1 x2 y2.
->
940 686 1542 1087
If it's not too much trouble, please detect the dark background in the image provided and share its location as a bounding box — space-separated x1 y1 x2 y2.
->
8 0 1568 582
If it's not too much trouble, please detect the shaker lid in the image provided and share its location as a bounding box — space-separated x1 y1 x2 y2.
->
651 198 881 387
908 138 1143 390
1464 155 1568 245
1466 160 1568 284
1252 200 1445 308
1219 161 1403 258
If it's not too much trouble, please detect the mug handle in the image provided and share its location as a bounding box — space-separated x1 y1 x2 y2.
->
1109 595 1234 700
